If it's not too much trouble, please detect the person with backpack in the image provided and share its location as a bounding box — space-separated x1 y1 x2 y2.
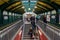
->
30 16 36 38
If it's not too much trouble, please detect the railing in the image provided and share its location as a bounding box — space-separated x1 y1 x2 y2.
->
13 24 23 40
0 20 23 40
37 20 60 40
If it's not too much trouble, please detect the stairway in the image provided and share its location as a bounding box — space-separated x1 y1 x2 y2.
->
22 24 39 40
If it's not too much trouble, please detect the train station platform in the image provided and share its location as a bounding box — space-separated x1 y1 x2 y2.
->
0 20 60 40
0 0 60 40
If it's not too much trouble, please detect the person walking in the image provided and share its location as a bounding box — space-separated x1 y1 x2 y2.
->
43 15 47 23
30 16 36 38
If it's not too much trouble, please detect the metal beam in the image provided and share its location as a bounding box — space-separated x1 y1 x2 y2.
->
39 1 60 10
6 2 21 10
37 5 48 10
13 6 23 12
37 3 53 10
38 1 53 9
11 5 22 11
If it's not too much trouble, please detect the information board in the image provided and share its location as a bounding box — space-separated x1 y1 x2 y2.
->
4 16 8 20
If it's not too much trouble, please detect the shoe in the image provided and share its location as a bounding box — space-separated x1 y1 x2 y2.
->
32 35 35 39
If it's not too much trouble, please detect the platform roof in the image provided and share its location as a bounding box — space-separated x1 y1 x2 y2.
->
0 0 60 14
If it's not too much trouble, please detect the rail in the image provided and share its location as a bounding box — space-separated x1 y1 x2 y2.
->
37 20 60 40
0 20 23 40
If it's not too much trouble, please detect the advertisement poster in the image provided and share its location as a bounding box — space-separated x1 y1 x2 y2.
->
51 15 55 19
4 16 8 20
47 15 50 22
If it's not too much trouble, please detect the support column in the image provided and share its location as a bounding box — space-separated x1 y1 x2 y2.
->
56 10 59 25
0 9 3 27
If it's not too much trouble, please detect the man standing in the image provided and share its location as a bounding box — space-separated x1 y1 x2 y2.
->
30 16 36 38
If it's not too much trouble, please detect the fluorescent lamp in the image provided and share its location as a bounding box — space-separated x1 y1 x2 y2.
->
22 6 25 8
35 6 37 8
28 8 31 10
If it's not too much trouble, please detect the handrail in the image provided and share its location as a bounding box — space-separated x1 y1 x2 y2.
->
0 20 22 34
37 20 60 40
12 24 23 40
0 20 23 40
36 24 51 40
39 20 60 32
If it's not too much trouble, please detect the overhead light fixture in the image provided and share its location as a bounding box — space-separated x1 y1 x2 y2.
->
22 6 25 8
28 8 31 10
9 12 11 15
22 1 28 2
35 6 37 8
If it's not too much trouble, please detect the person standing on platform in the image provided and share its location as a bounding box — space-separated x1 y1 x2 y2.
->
43 15 47 23
30 16 36 38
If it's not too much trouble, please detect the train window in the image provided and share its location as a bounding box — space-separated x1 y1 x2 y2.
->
51 10 56 14
3 11 8 15
51 15 55 19
48 12 50 15
45 12 47 15
9 12 11 15
4 16 8 20
3 11 8 20
13 13 14 16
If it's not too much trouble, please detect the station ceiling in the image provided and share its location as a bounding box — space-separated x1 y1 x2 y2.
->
0 0 60 14
21 0 37 12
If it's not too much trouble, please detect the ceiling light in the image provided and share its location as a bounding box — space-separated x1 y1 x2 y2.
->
35 6 37 8
28 8 31 10
22 6 25 8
